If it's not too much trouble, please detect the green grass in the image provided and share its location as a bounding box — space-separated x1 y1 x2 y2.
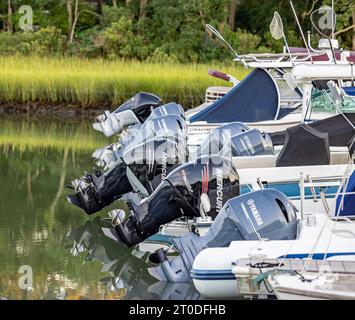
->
0 56 249 109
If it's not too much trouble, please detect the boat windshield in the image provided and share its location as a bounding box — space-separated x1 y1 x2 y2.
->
311 87 355 113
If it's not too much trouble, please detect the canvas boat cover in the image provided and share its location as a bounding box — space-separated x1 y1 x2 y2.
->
276 125 330 167
190 68 280 123
335 170 355 216
270 113 355 147
343 87 355 97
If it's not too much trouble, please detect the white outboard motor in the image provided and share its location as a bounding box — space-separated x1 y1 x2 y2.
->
93 92 162 137
148 189 298 282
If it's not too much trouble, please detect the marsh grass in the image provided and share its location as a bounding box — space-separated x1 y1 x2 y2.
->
0 56 249 108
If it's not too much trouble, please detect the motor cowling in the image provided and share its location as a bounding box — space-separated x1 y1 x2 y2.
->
93 113 187 170
202 189 298 247
198 122 249 156
231 129 274 156
149 102 185 120
92 92 162 137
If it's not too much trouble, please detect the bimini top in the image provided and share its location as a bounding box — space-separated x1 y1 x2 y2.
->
190 68 280 123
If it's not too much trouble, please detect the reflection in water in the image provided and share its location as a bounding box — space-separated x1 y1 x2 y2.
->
66 217 201 300
0 118 200 300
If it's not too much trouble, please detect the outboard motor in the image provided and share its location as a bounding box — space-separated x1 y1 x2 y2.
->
93 92 162 137
149 102 185 120
67 137 187 215
148 189 298 282
197 122 249 156
111 155 240 247
93 114 187 170
230 129 274 156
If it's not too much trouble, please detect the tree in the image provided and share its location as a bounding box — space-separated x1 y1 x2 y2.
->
66 0 73 39
7 0 12 33
228 0 239 31
139 0 148 21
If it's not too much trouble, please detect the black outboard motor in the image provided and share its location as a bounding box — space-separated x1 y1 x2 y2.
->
113 155 240 247
93 113 187 170
67 137 187 215
93 92 162 137
148 189 298 282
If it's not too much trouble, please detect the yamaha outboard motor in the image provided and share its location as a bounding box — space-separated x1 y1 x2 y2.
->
148 189 298 282
67 137 187 215
112 155 240 247
230 129 274 156
198 126 274 158
93 92 162 137
197 122 249 156
93 113 187 170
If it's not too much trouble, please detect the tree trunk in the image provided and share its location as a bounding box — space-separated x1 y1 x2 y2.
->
2 0 5 31
96 0 103 14
139 0 148 20
7 0 12 33
66 0 73 39
112 0 117 7
228 0 238 31
353 10 355 51
69 0 79 44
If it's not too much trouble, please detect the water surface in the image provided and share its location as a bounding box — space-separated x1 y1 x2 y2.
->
0 118 199 300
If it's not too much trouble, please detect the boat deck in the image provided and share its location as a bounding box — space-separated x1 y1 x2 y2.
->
234 258 355 274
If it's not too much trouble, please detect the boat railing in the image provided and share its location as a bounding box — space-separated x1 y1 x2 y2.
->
234 51 328 66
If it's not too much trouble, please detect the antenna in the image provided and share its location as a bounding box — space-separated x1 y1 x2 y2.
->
205 24 248 68
205 24 240 58
331 0 335 39
270 11 294 64
289 0 314 63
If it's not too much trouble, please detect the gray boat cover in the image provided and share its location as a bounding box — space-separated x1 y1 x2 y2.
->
190 68 280 123
270 113 355 147
276 125 330 167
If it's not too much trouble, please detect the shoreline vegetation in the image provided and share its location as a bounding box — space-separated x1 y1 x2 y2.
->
0 56 249 116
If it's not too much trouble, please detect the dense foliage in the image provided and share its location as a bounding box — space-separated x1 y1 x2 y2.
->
0 0 353 63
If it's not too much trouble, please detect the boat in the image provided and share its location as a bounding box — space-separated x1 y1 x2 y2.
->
268 271 355 300
188 158 355 298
